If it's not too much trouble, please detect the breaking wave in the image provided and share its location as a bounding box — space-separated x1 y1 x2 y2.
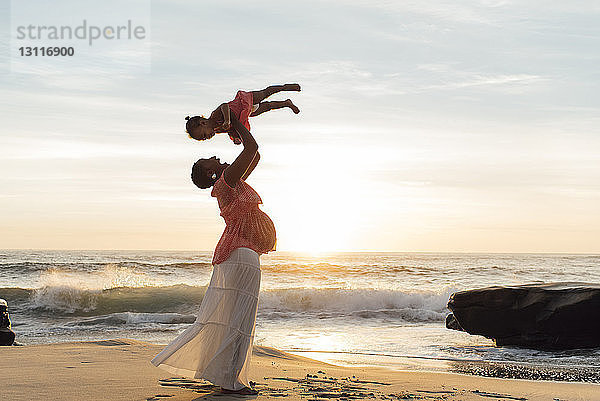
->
0 284 450 323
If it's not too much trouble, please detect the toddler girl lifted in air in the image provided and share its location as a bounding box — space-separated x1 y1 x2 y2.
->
185 84 301 144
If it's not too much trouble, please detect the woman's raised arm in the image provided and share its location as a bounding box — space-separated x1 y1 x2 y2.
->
241 152 260 181
223 114 258 187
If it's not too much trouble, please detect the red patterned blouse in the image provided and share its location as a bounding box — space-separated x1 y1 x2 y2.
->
210 173 276 265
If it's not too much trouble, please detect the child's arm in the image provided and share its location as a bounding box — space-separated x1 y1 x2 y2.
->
209 103 231 133
218 103 231 131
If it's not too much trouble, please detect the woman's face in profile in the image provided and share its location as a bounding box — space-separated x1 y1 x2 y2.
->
199 156 225 179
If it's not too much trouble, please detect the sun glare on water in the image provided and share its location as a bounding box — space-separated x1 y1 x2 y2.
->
296 332 349 353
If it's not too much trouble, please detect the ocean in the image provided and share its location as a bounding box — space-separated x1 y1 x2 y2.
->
2 250 600 382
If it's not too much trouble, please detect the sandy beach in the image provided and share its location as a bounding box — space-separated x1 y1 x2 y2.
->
1 339 598 401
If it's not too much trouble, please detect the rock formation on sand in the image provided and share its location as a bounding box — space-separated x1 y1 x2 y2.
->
446 282 600 350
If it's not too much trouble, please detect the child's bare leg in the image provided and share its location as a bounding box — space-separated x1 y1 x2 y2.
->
251 84 301 103
250 99 300 116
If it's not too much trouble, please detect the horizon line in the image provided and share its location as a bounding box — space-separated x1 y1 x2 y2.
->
1 248 599 256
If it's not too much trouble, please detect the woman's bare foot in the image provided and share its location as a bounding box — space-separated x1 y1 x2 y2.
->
285 99 300 114
284 83 301 91
220 386 259 395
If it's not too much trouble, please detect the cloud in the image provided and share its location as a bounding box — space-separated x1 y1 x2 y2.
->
420 73 545 91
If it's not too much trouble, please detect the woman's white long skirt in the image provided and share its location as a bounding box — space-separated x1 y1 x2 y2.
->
151 248 260 390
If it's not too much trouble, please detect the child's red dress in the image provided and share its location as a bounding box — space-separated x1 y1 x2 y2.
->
226 91 256 144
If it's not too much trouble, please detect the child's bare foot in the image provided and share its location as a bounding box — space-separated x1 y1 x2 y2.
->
285 99 300 114
284 83 301 91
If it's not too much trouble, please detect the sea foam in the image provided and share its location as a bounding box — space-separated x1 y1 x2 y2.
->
2 283 451 323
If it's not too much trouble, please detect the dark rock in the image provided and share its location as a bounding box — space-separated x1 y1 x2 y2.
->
445 313 464 331
0 329 15 346
446 282 600 350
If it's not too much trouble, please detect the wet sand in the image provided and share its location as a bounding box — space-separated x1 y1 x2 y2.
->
1 339 599 401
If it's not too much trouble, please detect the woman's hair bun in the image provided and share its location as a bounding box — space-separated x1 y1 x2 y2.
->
185 116 190 121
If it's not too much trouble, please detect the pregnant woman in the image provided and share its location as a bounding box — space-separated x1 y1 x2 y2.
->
151 114 276 395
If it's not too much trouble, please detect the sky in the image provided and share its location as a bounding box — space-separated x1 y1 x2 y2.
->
1 0 599 252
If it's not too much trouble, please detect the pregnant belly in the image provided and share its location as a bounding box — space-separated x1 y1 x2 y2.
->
239 211 276 252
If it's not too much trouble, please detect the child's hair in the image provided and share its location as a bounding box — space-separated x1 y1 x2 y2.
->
185 115 208 139
0 299 6 311
191 159 218 189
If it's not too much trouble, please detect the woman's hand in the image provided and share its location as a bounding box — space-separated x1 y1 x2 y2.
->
220 119 231 131
213 120 231 133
